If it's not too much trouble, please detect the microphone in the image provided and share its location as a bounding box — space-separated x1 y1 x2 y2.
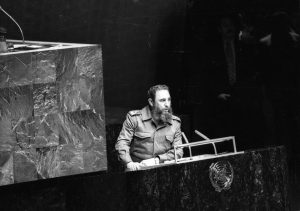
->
194 130 210 140
181 132 189 144
0 5 25 43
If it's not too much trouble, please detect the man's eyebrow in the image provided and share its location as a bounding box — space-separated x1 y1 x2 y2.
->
159 97 171 100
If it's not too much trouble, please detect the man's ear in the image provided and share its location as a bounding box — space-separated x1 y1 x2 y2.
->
148 98 153 107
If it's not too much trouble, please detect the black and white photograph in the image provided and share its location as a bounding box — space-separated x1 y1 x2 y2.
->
0 0 300 210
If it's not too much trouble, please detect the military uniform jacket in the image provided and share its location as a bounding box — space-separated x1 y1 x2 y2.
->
115 106 183 164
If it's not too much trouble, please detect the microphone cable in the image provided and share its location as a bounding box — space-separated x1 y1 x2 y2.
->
0 5 25 43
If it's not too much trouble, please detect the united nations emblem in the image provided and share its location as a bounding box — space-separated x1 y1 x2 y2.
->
209 161 234 192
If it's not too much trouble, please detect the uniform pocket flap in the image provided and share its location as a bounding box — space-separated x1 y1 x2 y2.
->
166 135 174 143
134 132 151 139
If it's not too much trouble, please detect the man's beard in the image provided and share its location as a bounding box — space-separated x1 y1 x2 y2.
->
153 106 173 123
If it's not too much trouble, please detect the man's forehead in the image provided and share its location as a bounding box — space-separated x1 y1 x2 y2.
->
155 90 170 99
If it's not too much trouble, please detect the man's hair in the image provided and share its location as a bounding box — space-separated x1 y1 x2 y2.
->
147 84 170 101
218 13 241 30
270 11 292 33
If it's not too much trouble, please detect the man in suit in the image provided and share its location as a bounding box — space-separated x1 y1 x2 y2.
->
204 14 264 150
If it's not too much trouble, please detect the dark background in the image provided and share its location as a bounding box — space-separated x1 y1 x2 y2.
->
1 0 300 209
1 0 299 114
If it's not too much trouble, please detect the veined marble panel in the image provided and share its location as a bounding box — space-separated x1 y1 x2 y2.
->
0 43 106 185
0 115 16 151
0 52 57 88
0 54 33 88
33 83 59 116
0 85 34 150
57 47 103 113
0 150 14 185
13 148 39 183
33 51 57 84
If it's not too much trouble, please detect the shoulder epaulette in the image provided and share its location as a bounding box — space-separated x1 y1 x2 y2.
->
172 115 181 122
128 110 141 116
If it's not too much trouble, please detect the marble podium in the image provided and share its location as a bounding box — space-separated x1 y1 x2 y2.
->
125 146 288 210
0 40 106 185
0 146 288 210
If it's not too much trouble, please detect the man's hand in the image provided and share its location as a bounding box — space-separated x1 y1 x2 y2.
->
217 93 231 101
140 157 160 167
126 162 142 171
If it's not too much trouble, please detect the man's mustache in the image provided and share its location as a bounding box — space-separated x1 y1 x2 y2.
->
159 107 172 113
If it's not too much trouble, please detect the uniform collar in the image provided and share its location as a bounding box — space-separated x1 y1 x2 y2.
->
141 106 152 121
141 106 173 125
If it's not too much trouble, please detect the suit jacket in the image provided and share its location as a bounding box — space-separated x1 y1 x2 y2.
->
204 34 260 100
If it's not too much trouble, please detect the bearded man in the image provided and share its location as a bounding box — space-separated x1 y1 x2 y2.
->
115 84 183 171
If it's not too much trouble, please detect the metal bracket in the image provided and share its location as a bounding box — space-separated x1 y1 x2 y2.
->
174 131 243 164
